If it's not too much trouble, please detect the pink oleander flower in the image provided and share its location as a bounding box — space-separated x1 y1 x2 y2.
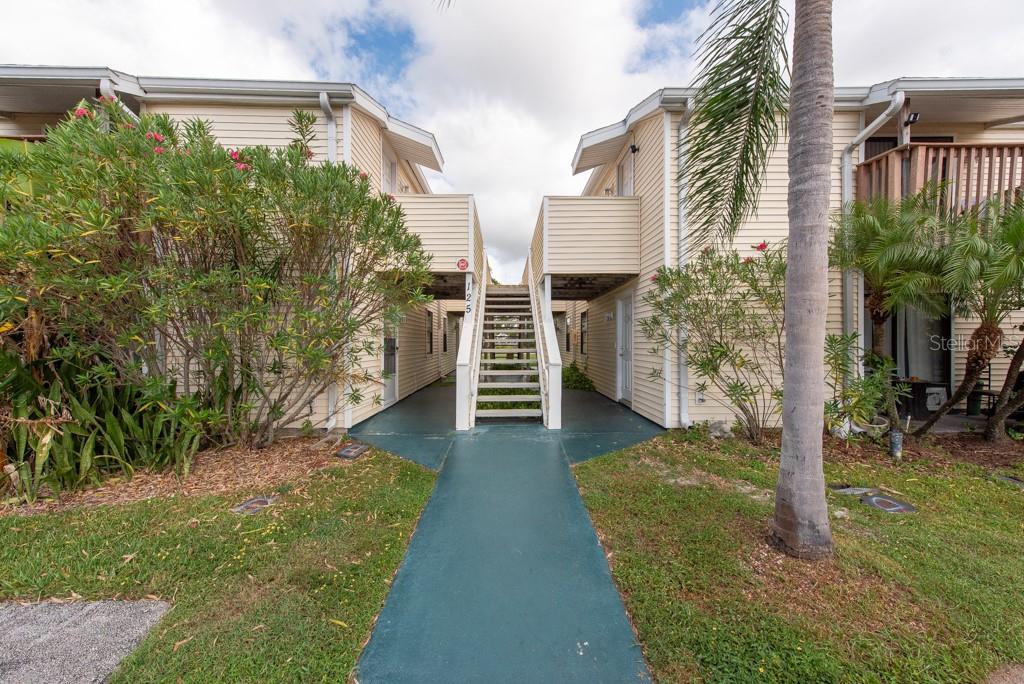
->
387 193 395 201
153 146 165 154
754 241 768 252
743 256 755 264
358 171 368 180
145 132 165 142
74 107 91 119
228 149 241 161
650 275 658 282
235 162 250 171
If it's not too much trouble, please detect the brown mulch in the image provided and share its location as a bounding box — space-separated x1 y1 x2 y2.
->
824 432 1024 469
1 437 350 518
930 432 1024 469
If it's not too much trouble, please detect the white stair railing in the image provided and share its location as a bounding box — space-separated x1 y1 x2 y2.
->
455 260 488 430
526 255 562 429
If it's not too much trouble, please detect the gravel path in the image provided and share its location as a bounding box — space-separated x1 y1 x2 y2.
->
0 600 169 683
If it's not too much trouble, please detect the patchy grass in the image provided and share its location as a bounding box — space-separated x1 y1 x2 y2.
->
0 449 435 683
575 430 1024 683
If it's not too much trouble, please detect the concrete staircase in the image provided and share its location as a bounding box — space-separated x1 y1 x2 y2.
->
476 286 542 420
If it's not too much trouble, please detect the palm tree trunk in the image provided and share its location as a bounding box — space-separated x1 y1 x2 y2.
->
984 335 1024 441
866 290 889 359
770 0 834 560
914 321 1003 436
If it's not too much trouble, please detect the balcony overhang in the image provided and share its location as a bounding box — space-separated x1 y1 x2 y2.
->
550 274 635 300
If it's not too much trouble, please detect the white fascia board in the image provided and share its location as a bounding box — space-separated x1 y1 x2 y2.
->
351 84 443 172
572 89 668 174
861 77 1024 106
0 65 145 96
138 75 357 100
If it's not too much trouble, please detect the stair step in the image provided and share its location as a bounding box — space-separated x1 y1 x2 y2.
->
486 296 530 301
482 348 537 354
486 305 532 310
480 359 537 366
482 328 534 333
476 408 543 418
479 381 540 389
476 394 542 403
483 340 535 345
478 369 539 376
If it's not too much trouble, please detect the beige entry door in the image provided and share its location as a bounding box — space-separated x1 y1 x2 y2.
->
616 294 633 405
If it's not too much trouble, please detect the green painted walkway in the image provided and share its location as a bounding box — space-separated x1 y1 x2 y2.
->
351 385 660 683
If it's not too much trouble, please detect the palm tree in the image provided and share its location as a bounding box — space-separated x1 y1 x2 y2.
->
832 193 945 361
685 0 835 559
915 201 1024 436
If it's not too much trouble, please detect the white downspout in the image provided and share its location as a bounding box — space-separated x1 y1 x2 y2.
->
840 90 906 338
319 92 337 163
319 92 340 430
676 109 692 428
98 78 140 123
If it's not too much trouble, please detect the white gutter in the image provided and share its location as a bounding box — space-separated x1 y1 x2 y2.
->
840 90 905 338
318 91 337 163
676 108 692 428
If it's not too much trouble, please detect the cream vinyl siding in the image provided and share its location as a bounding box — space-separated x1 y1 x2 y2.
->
144 103 331 160
0 112 63 137
398 160 426 194
583 279 635 402
396 194 473 274
349 326 386 426
544 197 640 274
351 107 383 190
685 110 864 424
472 207 485 285
574 114 666 424
441 300 463 377
529 210 545 283
397 300 445 399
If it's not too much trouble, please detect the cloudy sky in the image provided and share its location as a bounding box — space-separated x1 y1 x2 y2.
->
4 0 1022 282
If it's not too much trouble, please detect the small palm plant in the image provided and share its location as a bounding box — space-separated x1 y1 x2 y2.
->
831 190 946 429
832 190 946 359
915 199 1024 436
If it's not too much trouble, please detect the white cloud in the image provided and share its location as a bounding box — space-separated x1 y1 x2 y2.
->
3 0 1024 282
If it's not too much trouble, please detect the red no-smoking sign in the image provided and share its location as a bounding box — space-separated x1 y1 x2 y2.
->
456 258 469 271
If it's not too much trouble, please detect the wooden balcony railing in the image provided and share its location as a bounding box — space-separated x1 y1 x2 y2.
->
856 143 1024 212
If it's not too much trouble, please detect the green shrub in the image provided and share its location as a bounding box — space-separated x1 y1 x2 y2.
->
0 98 432 500
641 243 786 443
562 362 595 391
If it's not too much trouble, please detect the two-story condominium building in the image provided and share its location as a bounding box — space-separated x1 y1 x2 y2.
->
0 65 485 432
526 77 1024 430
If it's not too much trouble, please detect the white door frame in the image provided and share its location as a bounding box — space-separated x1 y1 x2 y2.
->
616 292 634 404
382 328 398 406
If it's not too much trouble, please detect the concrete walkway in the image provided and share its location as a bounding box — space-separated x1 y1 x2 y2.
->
351 385 660 683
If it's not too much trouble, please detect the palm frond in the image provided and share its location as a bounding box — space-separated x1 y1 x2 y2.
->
682 0 789 248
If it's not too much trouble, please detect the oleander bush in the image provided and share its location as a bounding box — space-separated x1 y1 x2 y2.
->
0 99 431 501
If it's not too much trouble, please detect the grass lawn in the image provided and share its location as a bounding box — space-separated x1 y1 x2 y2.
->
0 449 435 683
575 430 1024 683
